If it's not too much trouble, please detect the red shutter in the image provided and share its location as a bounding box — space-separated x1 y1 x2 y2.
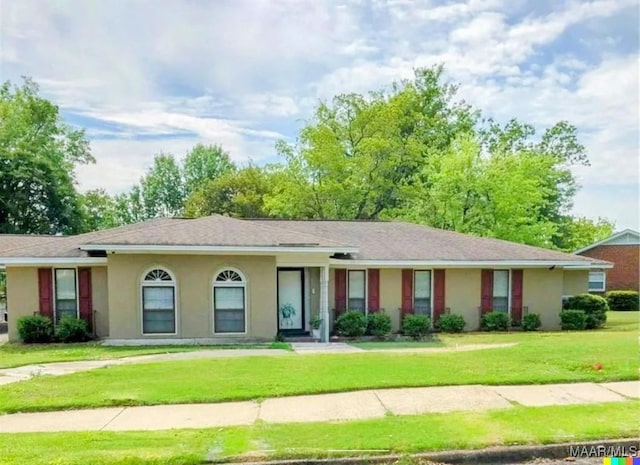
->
38 268 53 319
433 269 446 322
334 269 347 316
78 267 93 332
480 269 493 314
367 269 380 312
511 269 523 324
401 269 413 315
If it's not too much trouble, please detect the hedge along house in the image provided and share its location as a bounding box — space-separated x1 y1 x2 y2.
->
0 215 610 343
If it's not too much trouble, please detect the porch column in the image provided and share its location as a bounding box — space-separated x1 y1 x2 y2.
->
320 265 330 342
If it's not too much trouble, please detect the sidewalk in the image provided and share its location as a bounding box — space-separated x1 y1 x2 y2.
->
0 381 637 433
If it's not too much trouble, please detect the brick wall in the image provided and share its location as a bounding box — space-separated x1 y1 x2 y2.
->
579 245 639 291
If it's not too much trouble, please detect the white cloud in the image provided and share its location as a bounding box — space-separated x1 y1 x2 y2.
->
2 0 638 229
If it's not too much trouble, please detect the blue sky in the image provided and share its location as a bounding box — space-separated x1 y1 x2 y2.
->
2 0 638 230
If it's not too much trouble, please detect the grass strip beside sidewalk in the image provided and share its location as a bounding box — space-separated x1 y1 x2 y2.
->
1 401 638 465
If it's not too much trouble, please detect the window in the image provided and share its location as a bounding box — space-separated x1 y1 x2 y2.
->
492 270 509 312
348 270 366 312
414 270 431 315
55 269 77 322
213 269 246 333
141 268 176 334
588 272 606 292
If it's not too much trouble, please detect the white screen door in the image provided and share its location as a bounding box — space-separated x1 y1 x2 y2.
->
278 269 303 331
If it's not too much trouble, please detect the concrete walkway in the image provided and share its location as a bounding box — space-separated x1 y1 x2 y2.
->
0 381 637 433
0 342 515 386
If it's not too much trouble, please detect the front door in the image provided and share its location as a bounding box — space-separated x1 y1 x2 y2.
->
277 268 304 334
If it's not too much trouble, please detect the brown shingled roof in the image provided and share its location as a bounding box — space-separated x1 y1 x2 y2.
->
0 216 350 258
250 220 600 263
0 216 609 265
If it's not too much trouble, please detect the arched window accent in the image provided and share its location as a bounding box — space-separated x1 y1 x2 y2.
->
213 268 246 334
144 269 173 282
141 267 176 334
215 270 243 283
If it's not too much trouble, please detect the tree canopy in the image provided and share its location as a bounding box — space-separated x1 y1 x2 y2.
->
0 71 615 252
0 78 93 234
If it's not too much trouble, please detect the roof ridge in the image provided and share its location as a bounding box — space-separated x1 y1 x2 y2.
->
80 218 190 244
228 216 354 247
391 221 592 261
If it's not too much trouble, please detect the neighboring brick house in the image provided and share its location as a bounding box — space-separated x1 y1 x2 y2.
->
576 229 640 292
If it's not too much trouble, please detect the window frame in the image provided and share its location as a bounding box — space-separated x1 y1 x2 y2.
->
413 269 433 317
140 267 178 336
588 271 606 292
212 268 247 335
53 268 79 323
347 269 367 314
492 269 511 314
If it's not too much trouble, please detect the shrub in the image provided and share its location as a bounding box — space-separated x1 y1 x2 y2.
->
480 311 510 331
335 311 367 337
606 290 639 311
564 293 608 329
522 313 541 332
366 312 392 338
437 314 466 333
274 331 286 342
56 316 90 343
402 314 431 340
560 310 587 330
17 315 54 343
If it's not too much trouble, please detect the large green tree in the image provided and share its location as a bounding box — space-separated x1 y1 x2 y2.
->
79 189 120 232
140 153 184 218
265 67 475 219
185 164 274 218
183 144 236 197
264 66 609 250
0 78 93 234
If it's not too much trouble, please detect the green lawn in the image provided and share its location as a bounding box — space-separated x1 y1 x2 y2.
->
349 339 444 350
0 342 290 369
1 401 638 465
0 313 637 413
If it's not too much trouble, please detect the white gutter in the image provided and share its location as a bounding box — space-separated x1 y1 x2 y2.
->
0 257 108 266
328 259 612 269
80 244 359 255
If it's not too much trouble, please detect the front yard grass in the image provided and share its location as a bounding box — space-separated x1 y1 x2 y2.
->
349 339 444 350
1 401 638 465
0 315 637 414
0 342 290 369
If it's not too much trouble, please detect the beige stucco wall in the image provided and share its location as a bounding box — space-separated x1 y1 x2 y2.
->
445 269 482 330
106 254 277 340
91 266 109 338
562 270 589 296
523 268 564 330
6 267 39 342
380 268 402 331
